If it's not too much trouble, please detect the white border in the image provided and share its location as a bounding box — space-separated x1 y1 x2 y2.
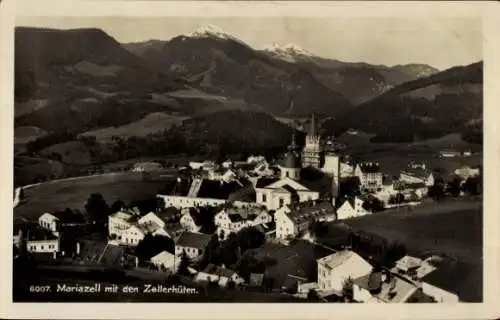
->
1 1 499 319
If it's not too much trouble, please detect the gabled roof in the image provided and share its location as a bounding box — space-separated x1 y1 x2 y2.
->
401 167 432 179
151 250 175 262
26 227 58 241
357 163 381 174
175 231 212 249
202 263 237 278
317 250 369 270
197 180 243 200
353 272 418 303
255 177 280 188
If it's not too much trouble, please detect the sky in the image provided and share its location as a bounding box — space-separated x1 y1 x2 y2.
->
17 16 482 70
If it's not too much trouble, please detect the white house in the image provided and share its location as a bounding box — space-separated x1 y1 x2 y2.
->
150 251 178 272
120 225 146 247
214 206 272 240
454 166 480 180
400 167 435 187
354 162 383 193
317 250 373 293
175 232 213 260
26 229 60 254
38 213 59 233
336 197 370 220
38 211 86 235
275 200 336 240
179 208 203 233
157 178 258 210
255 177 320 211
108 210 139 241
195 264 245 288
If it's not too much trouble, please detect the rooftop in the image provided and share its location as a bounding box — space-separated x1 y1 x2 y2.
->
353 272 418 303
286 200 335 224
202 263 237 278
255 177 280 188
317 250 362 270
26 227 58 241
197 180 244 200
175 231 212 249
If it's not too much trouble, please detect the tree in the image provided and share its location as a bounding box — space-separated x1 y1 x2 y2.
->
85 193 110 228
177 252 191 276
307 288 321 301
447 176 462 197
428 180 445 201
339 177 361 199
362 197 385 212
110 200 125 214
462 175 481 196
135 234 175 264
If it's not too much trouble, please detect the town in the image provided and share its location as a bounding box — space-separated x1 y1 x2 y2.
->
13 114 483 303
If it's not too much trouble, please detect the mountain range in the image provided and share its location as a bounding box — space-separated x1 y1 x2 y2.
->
14 25 482 150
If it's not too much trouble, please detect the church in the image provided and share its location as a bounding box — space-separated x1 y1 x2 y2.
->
255 114 341 210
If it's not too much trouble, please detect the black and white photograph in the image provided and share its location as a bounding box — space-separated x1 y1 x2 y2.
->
2 0 498 316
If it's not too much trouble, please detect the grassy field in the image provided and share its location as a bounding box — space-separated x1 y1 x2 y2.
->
336 198 482 263
80 112 188 142
14 172 171 220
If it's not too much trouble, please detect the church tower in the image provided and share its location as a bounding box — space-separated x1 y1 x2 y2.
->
323 139 340 206
280 133 301 180
302 113 322 168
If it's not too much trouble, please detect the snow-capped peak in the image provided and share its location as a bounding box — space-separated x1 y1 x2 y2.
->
188 24 233 39
264 42 312 55
263 42 315 62
184 24 251 48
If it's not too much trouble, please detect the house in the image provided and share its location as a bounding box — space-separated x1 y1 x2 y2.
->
195 264 245 288
454 166 481 180
255 177 320 211
121 225 147 246
179 208 203 233
440 150 461 158
336 197 370 220
214 206 272 239
108 210 140 242
150 250 178 272
275 200 336 240
157 178 258 209
38 212 59 234
38 211 86 235
26 228 60 254
354 162 383 193
132 162 163 172
399 182 429 199
400 167 435 187
316 250 373 293
352 271 418 303
175 232 213 260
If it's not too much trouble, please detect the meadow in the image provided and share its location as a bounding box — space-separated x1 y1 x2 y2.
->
14 173 171 220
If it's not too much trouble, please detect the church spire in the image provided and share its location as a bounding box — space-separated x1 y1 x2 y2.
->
289 132 298 152
309 113 318 137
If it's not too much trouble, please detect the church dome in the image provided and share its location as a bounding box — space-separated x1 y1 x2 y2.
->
280 151 301 169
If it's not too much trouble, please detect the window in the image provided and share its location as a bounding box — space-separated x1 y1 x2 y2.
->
285 172 289 178
41 245 44 250
262 194 267 203
279 198 284 208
